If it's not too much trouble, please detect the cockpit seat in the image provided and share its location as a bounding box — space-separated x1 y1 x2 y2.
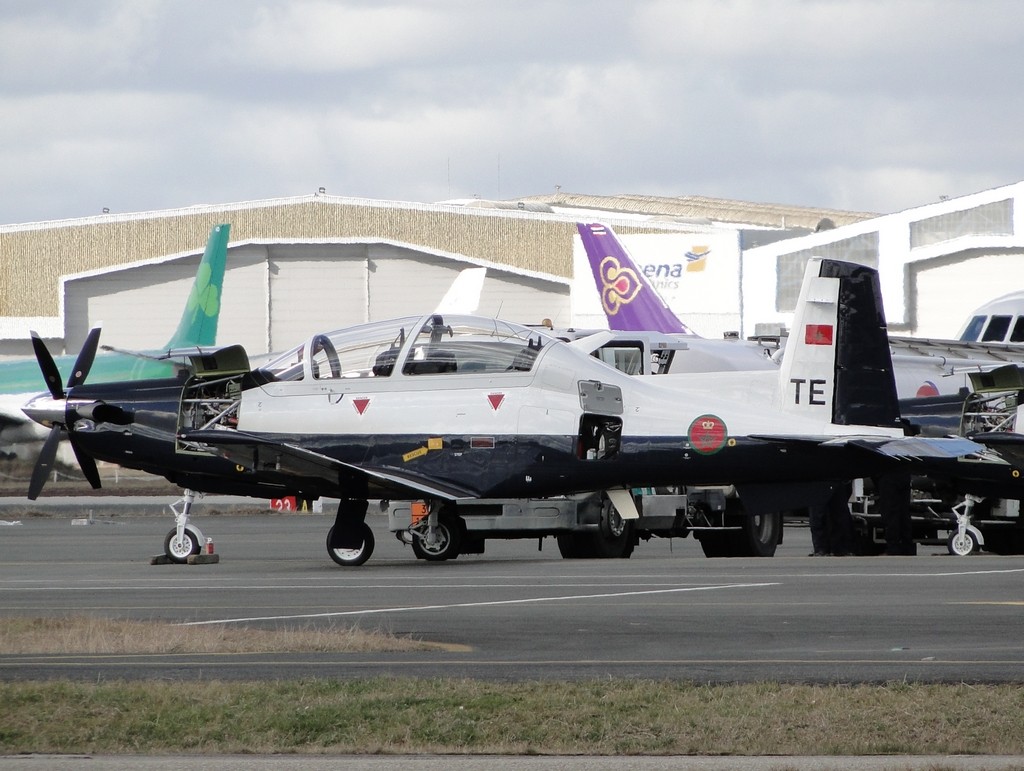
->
405 349 457 374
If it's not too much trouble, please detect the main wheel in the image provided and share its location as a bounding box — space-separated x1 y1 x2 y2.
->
947 530 979 556
411 517 462 561
164 528 202 564
326 522 375 566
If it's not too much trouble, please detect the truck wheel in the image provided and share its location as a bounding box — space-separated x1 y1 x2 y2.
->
591 501 635 558
698 506 781 558
697 531 733 558
557 533 594 559
412 516 462 561
741 510 781 557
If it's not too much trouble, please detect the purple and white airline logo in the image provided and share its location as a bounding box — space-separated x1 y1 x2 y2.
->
599 255 643 316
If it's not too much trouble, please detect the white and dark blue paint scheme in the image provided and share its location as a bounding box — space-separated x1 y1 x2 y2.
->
23 259 993 566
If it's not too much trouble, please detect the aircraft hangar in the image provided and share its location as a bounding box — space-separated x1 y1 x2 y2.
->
59 238 572 360
0 193 850 359
0 182 1021 358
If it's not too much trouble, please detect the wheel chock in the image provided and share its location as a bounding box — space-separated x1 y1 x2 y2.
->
149 553 221 565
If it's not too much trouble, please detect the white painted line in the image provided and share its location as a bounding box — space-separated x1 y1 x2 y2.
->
178 582 781 626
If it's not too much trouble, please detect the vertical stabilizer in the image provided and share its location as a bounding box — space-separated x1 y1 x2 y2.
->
779 258 901 427
164 224 230 349
577 223 693 335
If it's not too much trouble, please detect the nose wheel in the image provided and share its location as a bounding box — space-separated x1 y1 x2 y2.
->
162 490 208 564
164 527 203 562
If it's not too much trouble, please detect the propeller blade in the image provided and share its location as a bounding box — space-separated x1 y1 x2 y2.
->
30 331 64 400
67 327 102 389
69 435 102 490
28 425 62 500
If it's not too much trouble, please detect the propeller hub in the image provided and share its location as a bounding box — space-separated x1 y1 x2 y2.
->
21 394 66 429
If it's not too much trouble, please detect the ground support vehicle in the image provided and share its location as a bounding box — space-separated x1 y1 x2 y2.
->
388 486 783 560
851 366 1024 556
849 483 1021 556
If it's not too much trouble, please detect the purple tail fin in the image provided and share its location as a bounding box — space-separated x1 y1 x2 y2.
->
577 223 694 335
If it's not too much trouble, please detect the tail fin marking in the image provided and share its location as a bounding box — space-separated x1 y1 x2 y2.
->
577 223 693 335
780 258 901 428
164 223 230 350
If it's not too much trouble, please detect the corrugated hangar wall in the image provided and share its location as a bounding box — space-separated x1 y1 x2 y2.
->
0 198 611 319
62 241 571 356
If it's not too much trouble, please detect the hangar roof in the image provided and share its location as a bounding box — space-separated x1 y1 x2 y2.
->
0 192 852 319
517 192 876 230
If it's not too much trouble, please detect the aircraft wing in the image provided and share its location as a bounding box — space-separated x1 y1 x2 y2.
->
889 335 1024 364
179 429 478 500
968 432 1024 466
843 435 986 460
749 434 985 459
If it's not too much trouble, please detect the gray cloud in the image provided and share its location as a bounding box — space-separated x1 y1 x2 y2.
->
1 0 1021 224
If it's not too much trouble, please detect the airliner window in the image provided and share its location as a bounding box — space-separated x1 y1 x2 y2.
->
983 315 1012 342
1011 317 1024 343
959 315 986 342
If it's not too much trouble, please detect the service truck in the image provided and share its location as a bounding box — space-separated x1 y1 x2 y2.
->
388 329 784 560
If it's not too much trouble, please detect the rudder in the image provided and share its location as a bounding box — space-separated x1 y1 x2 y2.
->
779 257 901 428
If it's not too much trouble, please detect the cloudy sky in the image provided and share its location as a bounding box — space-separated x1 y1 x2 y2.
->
2 0 1022 225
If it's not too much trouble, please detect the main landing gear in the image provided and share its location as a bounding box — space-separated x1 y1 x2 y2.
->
393 501 464 562
326 498 375 566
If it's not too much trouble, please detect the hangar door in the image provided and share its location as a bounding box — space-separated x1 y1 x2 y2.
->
914 252 1024 338
266 245 369 352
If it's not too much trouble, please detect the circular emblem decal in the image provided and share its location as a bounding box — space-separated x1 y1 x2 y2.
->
688 414 728 455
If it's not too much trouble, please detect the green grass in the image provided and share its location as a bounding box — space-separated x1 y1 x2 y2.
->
1 679 1023 756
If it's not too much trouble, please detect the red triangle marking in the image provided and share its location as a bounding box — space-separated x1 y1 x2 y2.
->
487 393 505 410
353 398 370 415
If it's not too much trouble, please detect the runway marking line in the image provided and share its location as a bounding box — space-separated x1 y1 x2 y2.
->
177 582 780 627
950 601 1024 606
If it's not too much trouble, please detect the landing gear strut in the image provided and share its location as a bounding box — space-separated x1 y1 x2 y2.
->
947 494 985 556
163 489 206 563
409 503 463 561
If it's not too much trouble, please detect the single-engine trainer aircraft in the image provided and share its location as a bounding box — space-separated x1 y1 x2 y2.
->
23 258 984 565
